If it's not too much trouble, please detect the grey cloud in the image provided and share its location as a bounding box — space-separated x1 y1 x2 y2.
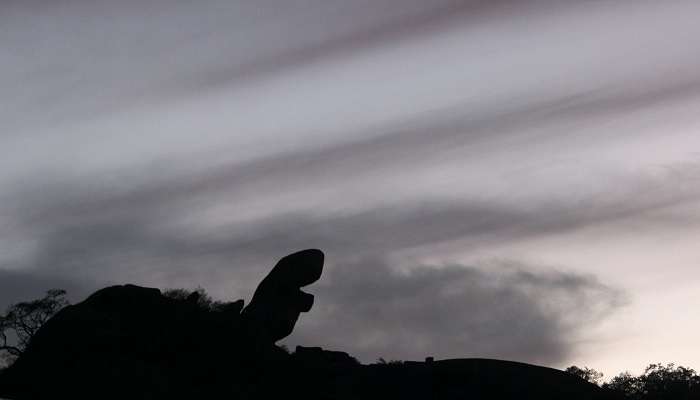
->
1 157 690 306
0 0 512 128
12 78 700 226
0 132 667 367
186 0 524 92
0 207 625 367
2 188 627 366
13 153 700 275
286 258 625 365
5 0 700 145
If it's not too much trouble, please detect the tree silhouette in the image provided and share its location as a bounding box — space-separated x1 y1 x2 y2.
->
603 371 644 399
565 365 604 385
0 289 69 365
640 363 699 399
603 363 700 400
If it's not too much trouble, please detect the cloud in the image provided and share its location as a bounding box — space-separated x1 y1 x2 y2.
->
287 257 625 365
0 204 626 367
0 155 653 368
2 1 700 368
0 0 515 129
0 160 642 367
4 138 700 293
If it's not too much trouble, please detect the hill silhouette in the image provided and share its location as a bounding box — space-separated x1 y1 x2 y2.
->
0 249 621 399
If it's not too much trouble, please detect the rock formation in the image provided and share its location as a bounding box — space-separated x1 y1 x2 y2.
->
241 248 324 344
0 249 324 400
0 248 622 400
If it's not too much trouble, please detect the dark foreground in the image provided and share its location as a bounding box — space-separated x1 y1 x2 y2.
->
0 249 620 399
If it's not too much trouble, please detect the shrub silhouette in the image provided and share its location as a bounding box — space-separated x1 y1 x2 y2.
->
162 286 236 312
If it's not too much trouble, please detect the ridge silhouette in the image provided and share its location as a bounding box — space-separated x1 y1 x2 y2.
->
0 249 621 399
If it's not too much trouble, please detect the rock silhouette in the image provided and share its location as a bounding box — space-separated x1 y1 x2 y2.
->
241 249 324 344
0 249 620 399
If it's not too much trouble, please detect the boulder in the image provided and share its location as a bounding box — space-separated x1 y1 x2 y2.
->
241 249 324 344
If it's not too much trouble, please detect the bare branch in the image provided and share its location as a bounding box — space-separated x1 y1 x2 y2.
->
0 288 69 362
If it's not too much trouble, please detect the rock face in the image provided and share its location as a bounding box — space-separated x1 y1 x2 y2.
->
0 248 621 400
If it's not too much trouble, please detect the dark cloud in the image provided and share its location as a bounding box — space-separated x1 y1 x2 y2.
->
287 258 625 365
12 158 700 276
1 186 627 365
4 133 700 294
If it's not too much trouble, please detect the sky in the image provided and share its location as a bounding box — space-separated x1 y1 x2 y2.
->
2 0 700 378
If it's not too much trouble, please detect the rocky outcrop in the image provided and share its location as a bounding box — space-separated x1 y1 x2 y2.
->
0 248 621 400
0 249 324 400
